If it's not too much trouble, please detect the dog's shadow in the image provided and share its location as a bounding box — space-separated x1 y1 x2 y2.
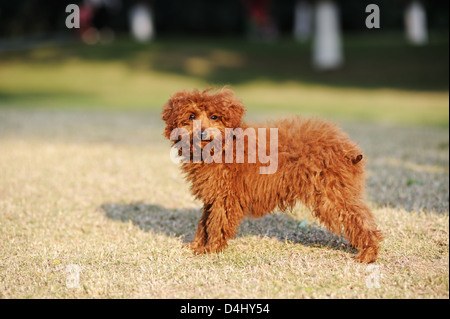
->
100 202 352 253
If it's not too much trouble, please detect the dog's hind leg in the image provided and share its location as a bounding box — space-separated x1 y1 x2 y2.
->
340 199 383 263
311 193 383 263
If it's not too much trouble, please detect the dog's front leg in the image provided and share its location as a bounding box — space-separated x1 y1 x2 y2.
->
187 204 211 253
188 199 244 254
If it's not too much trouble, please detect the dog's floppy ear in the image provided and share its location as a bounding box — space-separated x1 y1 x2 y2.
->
161 99 174 139
228 99 246 128
215 87 246 128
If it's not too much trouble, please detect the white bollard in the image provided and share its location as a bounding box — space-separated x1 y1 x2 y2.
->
129 3 155 42
312 0 343 70
405 0 428 45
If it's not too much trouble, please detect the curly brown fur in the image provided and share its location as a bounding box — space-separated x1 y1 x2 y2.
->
162 87 383 263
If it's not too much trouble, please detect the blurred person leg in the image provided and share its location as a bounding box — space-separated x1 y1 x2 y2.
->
293 0 312 43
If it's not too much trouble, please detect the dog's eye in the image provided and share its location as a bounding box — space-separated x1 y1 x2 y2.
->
189 114 195 120
210 115 218 120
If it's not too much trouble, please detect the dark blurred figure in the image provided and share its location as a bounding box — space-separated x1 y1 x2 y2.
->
242 0 278 42
293 0 313 43
79 0 121 44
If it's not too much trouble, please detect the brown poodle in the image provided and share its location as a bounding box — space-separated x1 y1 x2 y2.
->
162 87 383 263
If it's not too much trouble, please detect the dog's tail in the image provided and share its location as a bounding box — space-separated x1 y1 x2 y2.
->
352 154 363 165
344 149 363 165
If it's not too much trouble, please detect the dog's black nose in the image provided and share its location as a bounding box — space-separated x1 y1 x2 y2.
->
198 130 208 140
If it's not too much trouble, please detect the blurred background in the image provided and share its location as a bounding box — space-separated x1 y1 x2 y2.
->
0 0 448 125
1 2 449 300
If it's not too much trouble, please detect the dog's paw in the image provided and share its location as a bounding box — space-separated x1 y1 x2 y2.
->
184 241 226 254
355 246 378 263
183 241 208 254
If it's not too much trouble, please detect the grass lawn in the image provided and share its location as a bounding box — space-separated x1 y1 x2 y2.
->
0 111 448 298
0 35 448 298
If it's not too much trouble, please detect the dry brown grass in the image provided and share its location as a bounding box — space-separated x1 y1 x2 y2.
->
0 109 448 298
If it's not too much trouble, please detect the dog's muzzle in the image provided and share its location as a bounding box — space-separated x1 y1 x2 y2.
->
198 130 208 140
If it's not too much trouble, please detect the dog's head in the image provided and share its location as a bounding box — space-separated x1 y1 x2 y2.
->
161 87 246 143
